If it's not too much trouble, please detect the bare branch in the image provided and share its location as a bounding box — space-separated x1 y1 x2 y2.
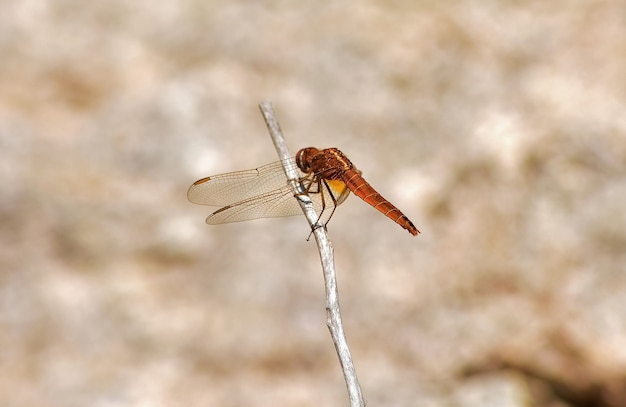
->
258 101 365 407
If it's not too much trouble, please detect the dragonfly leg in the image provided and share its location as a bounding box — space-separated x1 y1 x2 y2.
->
313 178 329 229
295 174 319 197
297 176 328 226
294 175 327 235
297 175 341 235
306 178 342 232
306 222 326 241
321 179 339 227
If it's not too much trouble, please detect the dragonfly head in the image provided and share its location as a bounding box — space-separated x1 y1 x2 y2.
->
295 147 320 173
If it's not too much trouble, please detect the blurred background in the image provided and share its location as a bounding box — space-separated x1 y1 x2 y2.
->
1 1 625 406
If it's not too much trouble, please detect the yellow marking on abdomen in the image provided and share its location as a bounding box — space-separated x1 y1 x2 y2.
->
326 179 348 195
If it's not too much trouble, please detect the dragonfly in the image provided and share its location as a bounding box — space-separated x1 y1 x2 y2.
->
187 147 419 236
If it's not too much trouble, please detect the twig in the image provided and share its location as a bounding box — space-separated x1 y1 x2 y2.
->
259 101 365 407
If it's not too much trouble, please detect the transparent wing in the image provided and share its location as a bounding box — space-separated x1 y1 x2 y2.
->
204 179 351 224
187 159 300 206
206 185 303 224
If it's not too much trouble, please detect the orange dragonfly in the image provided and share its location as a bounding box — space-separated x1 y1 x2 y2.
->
188 147 419 236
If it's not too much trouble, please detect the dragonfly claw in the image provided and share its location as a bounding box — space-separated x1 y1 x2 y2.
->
306 222 327 241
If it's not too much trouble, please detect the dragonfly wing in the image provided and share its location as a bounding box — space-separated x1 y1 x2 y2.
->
206 179 350 224
206 185 304 224
188 159 301 206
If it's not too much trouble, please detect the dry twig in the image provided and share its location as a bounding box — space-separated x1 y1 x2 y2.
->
258 101 365 407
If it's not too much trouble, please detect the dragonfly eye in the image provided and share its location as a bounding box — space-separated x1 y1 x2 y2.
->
296 147 314 173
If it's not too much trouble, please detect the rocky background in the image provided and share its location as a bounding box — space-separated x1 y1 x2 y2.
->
1 1 625 406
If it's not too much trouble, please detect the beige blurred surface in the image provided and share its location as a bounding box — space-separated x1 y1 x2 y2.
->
1 1 626 406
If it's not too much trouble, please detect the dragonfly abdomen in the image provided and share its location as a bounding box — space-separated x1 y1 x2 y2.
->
342 170 420 236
